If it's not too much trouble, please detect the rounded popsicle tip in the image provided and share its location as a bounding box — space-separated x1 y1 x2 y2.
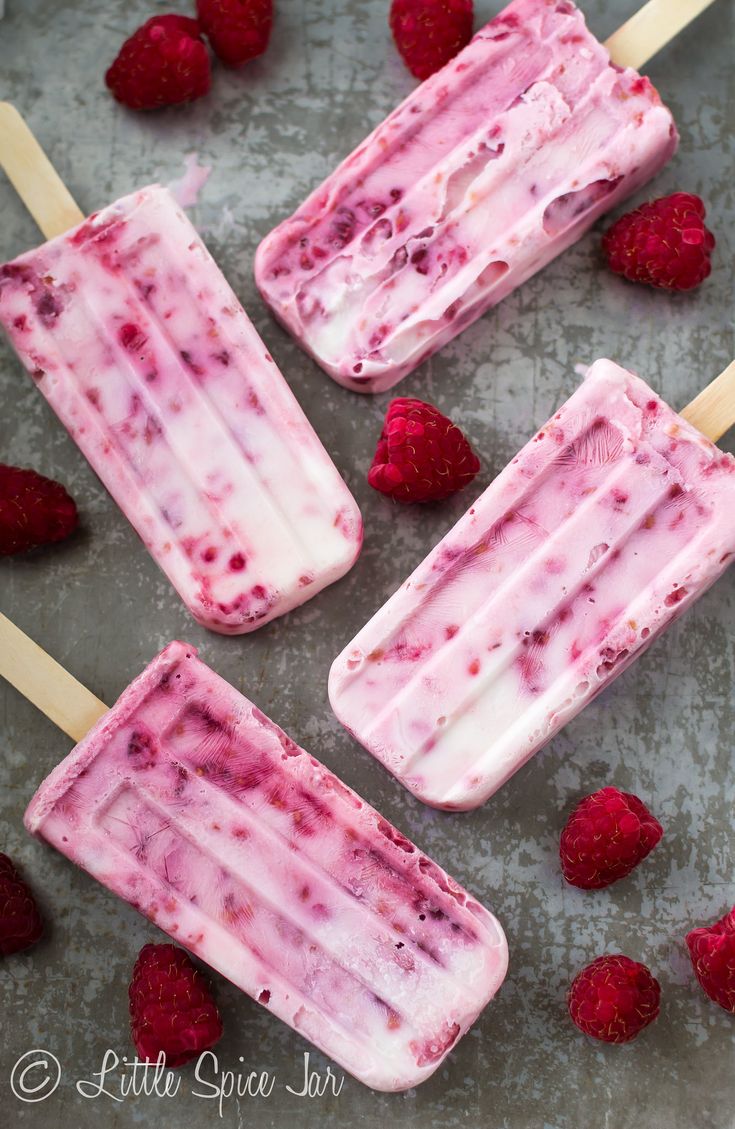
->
393 769 503 812
324 358 407 395
310 883 508 1092
399 916 508 1091
328 653 501 812
189 504 363 636
326 650 361 729
188 589 283 635
332 495 365 567
254 236 409 394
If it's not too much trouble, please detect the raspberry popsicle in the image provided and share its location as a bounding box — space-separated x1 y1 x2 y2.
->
4 627 508 1091
255 0 687 393
0 108 361 632
329 359 735 810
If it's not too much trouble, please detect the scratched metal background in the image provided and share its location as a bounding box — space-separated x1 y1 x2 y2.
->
0 1 733 1126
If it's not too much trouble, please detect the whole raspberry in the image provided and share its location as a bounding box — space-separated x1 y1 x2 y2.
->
105 15 211 111
129 943 223 1067
0 464 78 556
602 192 715 291
686 906 735 1012
560 786 663 890
390 0 474 81
197 0 273 67
0 853 44 957
368 397 480 503
568 954 661 1043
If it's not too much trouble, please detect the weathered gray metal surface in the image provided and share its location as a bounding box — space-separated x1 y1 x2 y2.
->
0 1 733 1126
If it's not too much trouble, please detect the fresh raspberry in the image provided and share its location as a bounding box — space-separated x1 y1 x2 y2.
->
568 954 661 1043
0 464 78 556
602 192 715 291
0 853 44 957
560 786 663 890
197 0 273 67
390 0 474 81
686 906 735 1012
368 397 480 503
129 943 223 1067
105 15 211 111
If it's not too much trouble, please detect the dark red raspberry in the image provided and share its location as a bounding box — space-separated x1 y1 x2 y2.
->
0 464 78 555
686 906 735 1013
0 853 44 957
560 786 663 890
105 15 211 111
390 0 474 81
129 943 223 1067
602 192 715 291
568 954 661 1043
197 0 273 67
368 397 480 503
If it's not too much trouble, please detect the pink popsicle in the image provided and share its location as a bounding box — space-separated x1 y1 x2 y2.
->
0 186 362 632
329 360 735 810
25 642 508 1090
255 0 677 393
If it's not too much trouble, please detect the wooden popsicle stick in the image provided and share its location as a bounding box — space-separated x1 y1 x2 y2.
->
606 0 717 71
0 613 107 742
0 102 85 240
681 361 735 444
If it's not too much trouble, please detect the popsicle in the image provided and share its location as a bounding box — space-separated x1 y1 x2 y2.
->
0 106 362 632
329 359 735 810
254 0 715 393
0 616 508 1090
